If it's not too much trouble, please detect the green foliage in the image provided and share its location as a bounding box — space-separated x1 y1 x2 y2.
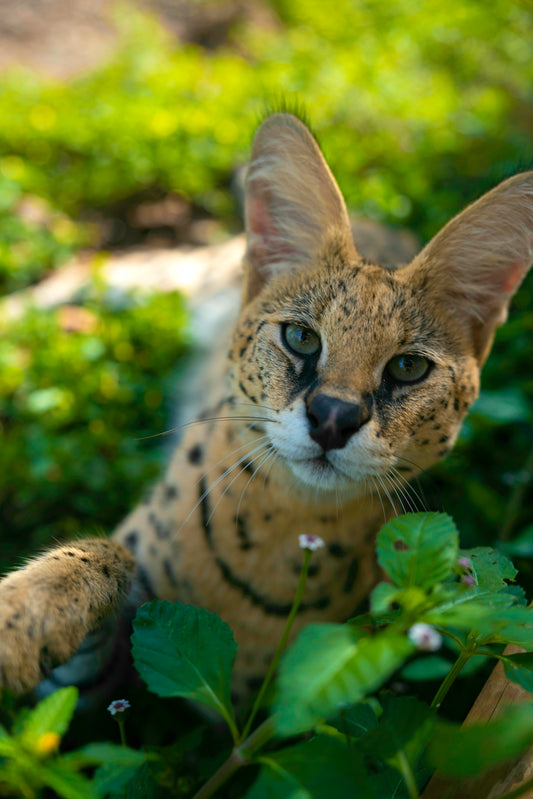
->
1 1 533 291
123 512 533 797
376 513 459 590
274 625 413 736
0 688 147 798
0 289 189 571
428 703 533 778
131 601 238 736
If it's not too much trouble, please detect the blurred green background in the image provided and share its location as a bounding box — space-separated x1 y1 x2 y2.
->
0 0 532 585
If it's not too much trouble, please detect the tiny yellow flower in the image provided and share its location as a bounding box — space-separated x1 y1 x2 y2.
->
35 731 61 757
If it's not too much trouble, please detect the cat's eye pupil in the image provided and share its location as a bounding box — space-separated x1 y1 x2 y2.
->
283 323 321 356
387 353 430 383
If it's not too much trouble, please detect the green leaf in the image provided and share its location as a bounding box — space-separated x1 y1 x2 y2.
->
31 760 98 799
19 686 78 746
460 547 517 591
423 584 517 630
333 701 380 738
131 600 237 725
503 653 533 693
474 606 533 648
401 656 453 682
470 389 531 424
376 513 459 590
500 525 533 558
246 736 374 799
428 703 533 778
370 583 400 614
274 624 413 736
67 742 149 769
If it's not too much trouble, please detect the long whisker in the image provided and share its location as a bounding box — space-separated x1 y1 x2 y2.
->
176 438 272 534
191 432 270 490
235 446 277 522
369 475 388 522
207 443 273 526
375 473 399 517
382 470 416 514
135 415 277 441
389 466 427 512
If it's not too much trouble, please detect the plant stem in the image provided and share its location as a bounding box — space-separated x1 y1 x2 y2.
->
117 718 127 747
397 749 419 799
191 717 278 799
241 549 313 740
430 648 471 710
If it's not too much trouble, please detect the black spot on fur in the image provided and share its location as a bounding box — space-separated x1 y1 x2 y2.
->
215 557 330 615
329 543 347 558
343 558 359 594
163 559 179 587
164 484 179 502
199 476 213 548
188 445 204 465
124 531 139 552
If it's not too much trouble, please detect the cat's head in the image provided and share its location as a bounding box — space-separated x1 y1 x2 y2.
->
229 113 533 499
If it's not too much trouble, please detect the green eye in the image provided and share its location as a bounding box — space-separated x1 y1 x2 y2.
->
282 323 321 356
386 353 431 383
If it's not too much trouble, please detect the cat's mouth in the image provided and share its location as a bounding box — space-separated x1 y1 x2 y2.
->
286 452 356 491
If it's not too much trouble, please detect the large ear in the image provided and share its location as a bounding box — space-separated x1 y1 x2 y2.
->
243 113 356 301
406 172 533 363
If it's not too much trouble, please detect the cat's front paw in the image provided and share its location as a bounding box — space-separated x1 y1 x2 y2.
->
0 538 135 693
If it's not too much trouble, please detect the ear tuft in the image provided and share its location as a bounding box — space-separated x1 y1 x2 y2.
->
243 114 356 301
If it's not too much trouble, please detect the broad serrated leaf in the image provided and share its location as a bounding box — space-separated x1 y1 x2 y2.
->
423 585 517 630
19 686 78 746
131 600 237 724
274 624 413 736
460 547 517 591
428 703 533 778
246 736 373 799
376 513 458 590
503 653 533 693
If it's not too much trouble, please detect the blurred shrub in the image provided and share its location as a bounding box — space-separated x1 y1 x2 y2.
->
0 1 532 292
0 0 531 564
0 289 188 571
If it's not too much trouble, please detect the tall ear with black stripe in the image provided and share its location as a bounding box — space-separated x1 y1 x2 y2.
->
243 113 357 302
405 171 533 363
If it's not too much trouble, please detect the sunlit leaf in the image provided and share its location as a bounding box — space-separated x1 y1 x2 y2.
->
274 624 413 736
376 513 459 590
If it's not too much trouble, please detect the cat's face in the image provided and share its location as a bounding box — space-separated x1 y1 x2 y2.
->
227 112 532 499
230 246 479 497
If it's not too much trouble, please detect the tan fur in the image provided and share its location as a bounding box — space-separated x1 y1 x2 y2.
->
0 114 531 700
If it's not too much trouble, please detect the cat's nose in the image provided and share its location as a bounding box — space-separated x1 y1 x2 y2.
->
305 393 372 451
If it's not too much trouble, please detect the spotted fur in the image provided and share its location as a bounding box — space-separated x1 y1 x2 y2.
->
1 113 532 701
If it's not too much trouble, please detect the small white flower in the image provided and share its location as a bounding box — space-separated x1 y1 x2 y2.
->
107 699 131 716
298 534 325 552
408 623 443 652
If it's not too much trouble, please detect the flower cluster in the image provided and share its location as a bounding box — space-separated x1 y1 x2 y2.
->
107 699 131 716
298 534 325 552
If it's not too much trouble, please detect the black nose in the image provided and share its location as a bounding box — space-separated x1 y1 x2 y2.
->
306 393 372 451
